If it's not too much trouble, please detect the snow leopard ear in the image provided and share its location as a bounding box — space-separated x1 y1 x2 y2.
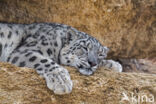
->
66 29 78 44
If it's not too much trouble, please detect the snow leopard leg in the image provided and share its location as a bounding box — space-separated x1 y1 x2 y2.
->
99 60 123 72
7 49 73 95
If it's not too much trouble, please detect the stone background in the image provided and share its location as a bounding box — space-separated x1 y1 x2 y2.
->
0 0 155 59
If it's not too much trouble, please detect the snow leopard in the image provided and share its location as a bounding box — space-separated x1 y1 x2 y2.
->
0 22 122 95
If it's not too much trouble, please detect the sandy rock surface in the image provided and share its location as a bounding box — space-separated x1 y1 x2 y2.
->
0 62 156 104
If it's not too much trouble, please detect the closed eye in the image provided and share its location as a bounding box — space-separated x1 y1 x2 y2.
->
99 54 104 56
82 47 88 51
98 53 106 58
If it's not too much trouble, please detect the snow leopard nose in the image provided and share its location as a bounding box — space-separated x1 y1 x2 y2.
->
88 52 98 67
88 60 97 67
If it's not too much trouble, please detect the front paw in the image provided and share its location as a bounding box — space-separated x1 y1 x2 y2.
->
111 61 123 72
78 66 97 76
44 67 73 95
104 60 123 72
99 60 123 72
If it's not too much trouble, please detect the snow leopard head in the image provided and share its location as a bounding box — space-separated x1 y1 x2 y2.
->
60 28 109 75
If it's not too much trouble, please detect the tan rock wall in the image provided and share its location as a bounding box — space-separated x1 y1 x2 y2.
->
0 0 155 58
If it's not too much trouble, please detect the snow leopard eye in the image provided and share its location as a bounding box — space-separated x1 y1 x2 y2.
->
97 46 108 59
97 51 105 58
87 43 92 49
82 47 88 51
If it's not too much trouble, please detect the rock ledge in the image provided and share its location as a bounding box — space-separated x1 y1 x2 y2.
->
0 62 155 104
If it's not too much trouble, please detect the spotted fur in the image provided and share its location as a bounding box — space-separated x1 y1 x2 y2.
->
0 23 122 95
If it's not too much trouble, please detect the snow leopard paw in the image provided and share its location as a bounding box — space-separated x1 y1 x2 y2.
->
100 60 123 72
44 66 73 95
